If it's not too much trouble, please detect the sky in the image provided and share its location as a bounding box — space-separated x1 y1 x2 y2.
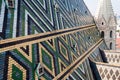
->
83 0 120 16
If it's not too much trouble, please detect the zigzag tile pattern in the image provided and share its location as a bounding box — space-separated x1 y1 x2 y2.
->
0 0 107 80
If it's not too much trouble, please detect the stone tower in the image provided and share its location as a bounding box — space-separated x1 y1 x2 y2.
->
95 0 117 50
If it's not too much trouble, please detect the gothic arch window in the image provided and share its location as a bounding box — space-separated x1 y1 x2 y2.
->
110 31 113 38
110 42 112 49
101 31 104 38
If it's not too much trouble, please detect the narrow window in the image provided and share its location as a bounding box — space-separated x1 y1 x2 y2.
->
110 31 112 38
110 42 112 49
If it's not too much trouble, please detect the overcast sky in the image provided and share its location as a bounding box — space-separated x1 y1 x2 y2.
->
83 0 120 16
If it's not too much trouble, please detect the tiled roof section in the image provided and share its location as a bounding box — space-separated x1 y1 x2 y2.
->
96 62 120 80
104 50 120 64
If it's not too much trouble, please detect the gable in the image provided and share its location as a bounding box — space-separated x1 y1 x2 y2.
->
108 16 117 26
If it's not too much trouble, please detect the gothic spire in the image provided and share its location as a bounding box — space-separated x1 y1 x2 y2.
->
95 0 115 23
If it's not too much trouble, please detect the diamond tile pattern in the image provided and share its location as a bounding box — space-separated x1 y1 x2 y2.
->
107 74 110 79
97 64 120 80
1 0 119 80
105 51 120 64
0 0 102 79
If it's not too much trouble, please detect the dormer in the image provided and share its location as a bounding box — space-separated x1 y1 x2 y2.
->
7 0 14 8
